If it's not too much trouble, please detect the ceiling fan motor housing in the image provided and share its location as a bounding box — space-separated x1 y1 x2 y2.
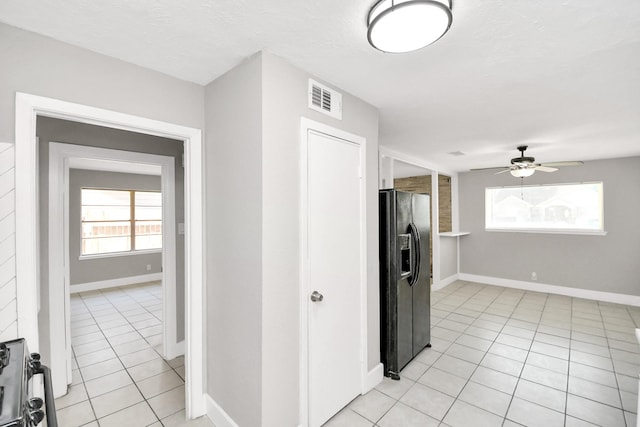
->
511 156 535 165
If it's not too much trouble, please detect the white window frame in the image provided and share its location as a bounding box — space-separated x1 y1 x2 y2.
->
485 181 606 236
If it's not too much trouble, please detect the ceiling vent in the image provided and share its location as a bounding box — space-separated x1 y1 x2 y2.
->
308 79 342 120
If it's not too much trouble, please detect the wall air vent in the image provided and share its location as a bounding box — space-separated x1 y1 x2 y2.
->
308 79 342 120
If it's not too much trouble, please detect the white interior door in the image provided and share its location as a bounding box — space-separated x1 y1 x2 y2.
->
307 130 362 427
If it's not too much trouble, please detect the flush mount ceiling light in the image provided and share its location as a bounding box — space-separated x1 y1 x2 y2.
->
367 0 453 53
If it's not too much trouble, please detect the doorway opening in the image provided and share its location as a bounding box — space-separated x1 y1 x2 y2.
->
14 93 206 419
46 135 181 395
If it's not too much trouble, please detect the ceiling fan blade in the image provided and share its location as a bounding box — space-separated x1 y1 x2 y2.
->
470 166 510 171
540 161 584 167
495 168 513 175
534 166 558 172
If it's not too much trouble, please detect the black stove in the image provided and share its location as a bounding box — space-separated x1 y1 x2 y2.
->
0 339 57 427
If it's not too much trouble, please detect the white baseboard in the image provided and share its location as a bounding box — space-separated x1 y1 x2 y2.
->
70 273 162 293
459 273 640 307
363 363 383 393
433 274 458 291
205 394 239 427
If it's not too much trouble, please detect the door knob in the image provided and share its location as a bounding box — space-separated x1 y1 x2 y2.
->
310 291 324 302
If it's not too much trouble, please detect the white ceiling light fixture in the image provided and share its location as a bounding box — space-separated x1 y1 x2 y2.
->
367 0 453 53
510 168 535 178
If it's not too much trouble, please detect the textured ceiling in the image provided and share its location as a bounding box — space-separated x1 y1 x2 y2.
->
1 0 639 172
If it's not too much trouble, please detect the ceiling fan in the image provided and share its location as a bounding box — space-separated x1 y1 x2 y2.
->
472 146 583 178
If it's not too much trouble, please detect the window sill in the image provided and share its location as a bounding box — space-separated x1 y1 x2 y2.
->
79 249 162 260
485 228 607 236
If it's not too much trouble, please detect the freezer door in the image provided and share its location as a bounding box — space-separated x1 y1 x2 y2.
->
394 191 414 371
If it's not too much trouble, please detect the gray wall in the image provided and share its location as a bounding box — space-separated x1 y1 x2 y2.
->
37 117 187 366
0 22 202 364
439 237 458 280
205 52 380 426
261 53 380 426
0 23 204 143
2 22 382 426
205 54 263 427
68 169 162 285
459 156 640 295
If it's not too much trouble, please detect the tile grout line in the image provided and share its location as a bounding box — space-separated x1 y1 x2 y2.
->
563 295 573 427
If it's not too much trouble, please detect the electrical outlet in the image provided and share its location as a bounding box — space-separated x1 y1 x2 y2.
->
531 272 537 281
146 264 151 271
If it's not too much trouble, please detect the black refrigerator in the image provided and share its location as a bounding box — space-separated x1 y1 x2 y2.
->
379 189 431 380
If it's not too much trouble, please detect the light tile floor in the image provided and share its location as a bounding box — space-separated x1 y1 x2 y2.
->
55 282 213 427
326 281 640 427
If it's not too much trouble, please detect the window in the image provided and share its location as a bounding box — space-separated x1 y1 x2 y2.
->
134 191 163 250
81 189 162 255
485 182 604 233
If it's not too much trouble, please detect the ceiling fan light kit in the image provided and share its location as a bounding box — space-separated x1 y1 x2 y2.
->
510 168 535 178
367 0 453 53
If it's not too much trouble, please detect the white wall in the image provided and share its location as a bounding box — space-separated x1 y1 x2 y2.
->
459 156 640 296
0 142 16 342
0 22 203 345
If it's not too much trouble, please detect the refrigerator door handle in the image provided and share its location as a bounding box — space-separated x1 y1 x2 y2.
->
408 223 421 286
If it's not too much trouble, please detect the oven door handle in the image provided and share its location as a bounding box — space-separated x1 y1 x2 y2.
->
33 365 58 427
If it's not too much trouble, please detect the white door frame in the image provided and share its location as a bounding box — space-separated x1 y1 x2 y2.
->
299 118 368 426
15 92 206 418
48 142 179 396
